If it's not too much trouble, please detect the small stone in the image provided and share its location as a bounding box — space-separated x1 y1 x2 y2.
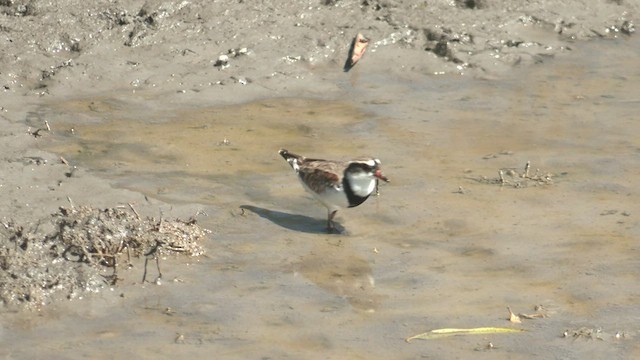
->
214 54 229 69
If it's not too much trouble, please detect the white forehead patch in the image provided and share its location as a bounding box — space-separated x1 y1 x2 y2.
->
362 159 377 167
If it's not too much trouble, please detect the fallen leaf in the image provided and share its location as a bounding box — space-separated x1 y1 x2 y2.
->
344 33 369 72
406 327 525 342
507 306 521 323
519 313 545 319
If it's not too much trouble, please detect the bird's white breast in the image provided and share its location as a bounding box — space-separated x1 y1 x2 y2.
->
345 172 377 197
299 178 349 211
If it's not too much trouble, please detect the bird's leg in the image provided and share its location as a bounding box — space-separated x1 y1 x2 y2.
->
327 210 338 233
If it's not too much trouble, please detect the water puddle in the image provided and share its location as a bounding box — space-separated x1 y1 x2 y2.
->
39 98 383 206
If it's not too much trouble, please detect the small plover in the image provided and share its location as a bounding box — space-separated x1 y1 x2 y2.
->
278 149 389 232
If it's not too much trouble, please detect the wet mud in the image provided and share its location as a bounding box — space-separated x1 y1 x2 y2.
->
1 36 637 359
1 1 640 359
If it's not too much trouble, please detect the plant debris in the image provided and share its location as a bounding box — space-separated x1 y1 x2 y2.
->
0 205 209 310
467 161 553 188
507 305 547 322
344 33 369 72
562 327 633 341
507 306 522 323
406 327 525 342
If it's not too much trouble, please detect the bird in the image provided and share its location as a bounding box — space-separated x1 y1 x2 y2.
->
278 149 389 232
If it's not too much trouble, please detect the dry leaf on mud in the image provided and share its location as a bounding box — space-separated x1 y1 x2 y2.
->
344 33 369 72
507 306 522 323
406 327 525 342
507 306 547 321
519 313 546 319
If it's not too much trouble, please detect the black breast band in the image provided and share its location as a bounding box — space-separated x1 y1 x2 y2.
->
342 176 370 208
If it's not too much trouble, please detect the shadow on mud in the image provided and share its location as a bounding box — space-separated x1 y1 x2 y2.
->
239 205 345 234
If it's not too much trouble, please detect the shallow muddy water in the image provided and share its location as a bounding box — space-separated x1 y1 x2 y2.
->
4 37 640 359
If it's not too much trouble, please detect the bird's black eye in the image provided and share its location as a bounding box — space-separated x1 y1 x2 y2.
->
348 162 377 175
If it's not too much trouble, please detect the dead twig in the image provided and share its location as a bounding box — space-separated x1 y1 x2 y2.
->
66 196 76 210
128 203 141 220
142 240 164 284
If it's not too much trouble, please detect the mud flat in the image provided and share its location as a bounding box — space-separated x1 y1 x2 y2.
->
1 1 639 359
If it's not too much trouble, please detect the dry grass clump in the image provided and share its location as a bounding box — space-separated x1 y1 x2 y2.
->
0 205 209 309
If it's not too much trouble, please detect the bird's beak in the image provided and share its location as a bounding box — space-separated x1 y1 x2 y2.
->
374 169 389 182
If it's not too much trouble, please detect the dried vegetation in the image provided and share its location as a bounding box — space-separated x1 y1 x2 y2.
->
0 204 208 309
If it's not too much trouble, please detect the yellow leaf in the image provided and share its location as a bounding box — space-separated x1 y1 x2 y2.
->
406 327 525 342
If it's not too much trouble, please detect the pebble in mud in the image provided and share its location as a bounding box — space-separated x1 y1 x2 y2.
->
214 54 230 69
214 48 250 70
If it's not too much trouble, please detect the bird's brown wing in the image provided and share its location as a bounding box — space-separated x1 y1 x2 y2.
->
297 159 345 193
